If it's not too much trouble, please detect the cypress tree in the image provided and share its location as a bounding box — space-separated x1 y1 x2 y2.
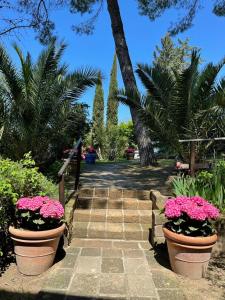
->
106 53 118 128
92 72 104 150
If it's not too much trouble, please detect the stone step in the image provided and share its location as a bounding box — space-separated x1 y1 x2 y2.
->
79 188 150 200
76 197 152 210
74 209 152 224
72 221 151 240
70 238 151 250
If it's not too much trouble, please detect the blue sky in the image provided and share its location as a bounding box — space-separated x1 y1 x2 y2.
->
3 1 225 123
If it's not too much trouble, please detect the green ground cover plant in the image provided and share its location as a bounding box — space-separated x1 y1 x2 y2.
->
172 161 225 212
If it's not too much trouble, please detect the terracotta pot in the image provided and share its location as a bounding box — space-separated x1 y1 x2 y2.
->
163 227 217 279
9 223 65 276
126 153 134 160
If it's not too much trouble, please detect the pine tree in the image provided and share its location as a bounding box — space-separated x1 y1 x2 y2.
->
153 33 195 74
106 53 118 128
92 72 104 152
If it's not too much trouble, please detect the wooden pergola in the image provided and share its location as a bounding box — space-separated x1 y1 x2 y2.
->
178 137 225 176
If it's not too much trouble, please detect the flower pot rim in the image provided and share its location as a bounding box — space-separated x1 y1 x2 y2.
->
163 226 217 246
9 223 65 240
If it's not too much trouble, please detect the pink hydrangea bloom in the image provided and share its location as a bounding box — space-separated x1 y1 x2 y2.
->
164 199 182 218
16 197 31 210
204 203 220 219
175 196 189 205
180 198 195 214
40 199 64 219
164 196 220 221
16 196 64 219
191 196 208 206
16 196 46 211
186 205 207 221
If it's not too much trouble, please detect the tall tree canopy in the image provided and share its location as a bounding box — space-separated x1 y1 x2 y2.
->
138 0 225 35
0 1 224 40
106 53 118 128
92 72 104 151
1 0 224 165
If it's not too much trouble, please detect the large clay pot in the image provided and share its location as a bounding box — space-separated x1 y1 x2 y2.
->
9 223 65 276
126 152 134 160
163 227 217 279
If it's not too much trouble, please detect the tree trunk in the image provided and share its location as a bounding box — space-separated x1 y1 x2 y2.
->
96 146 103 160
106 0 156 166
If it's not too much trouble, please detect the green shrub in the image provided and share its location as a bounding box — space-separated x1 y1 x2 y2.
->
0 153 58 273
0 153 58 201
44 160 63 182
172 161 225 212
0 179 15 270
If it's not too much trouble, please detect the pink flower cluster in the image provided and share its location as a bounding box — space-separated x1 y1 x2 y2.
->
164 196 220 221
40 200 64 219
16 196 64 219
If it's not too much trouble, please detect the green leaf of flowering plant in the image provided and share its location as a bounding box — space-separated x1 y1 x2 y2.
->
188 226 199 232
21 211 30 218
174 218 185 225
33 218 45 225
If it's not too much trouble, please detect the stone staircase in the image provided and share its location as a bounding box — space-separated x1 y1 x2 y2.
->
72 187 152 241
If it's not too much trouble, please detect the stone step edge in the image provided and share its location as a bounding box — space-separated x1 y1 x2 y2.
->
73 209 152 224
72 221 152 225
78 188 150 200
76 197 152 201
70 237 150 242
72 231 150 241
73 208 153 213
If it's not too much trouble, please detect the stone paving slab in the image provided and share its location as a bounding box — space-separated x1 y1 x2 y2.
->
79 162 173 194
37 239 189 300
1 239 223 300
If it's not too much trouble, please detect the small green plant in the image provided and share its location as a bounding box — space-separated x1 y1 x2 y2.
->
172 161 225 212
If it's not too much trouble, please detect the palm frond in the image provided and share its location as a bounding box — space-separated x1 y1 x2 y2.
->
117 88 141 108
13 43 35 107
171 50 200 133
194 57 225 111
0 44 21 101
61 67 100 102
136 63 174 109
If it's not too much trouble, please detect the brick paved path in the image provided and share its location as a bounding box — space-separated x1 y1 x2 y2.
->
39 238 186 300
78 161 173 195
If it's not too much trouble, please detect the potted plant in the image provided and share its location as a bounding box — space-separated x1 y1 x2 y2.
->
85 146 97 164
125 147 135 160
162 196 219 279
9 196 65 276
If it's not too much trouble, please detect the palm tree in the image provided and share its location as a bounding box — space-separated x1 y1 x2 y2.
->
120 51 225 159
0 41 99 166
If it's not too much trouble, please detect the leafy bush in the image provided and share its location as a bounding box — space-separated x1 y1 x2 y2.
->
0 153 58 200
43 160 63 182
0 153 58 272
172 161 225 212
102 123 137 160
0 179 15 270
